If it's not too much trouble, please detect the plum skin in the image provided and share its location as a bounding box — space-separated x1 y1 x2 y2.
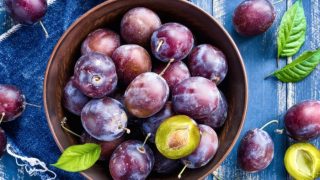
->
121 7 161 47
109 140 154 180
237 128 274 172
81 28 121 57
285 100 320 141
112 45 152 85
0 84 26 122
233 0 275 36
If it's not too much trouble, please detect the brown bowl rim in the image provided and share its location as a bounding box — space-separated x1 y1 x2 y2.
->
43 0 248 179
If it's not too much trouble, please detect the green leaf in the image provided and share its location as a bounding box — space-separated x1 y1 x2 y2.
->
277 0 306 58
271 49 320 82
52 143 101 172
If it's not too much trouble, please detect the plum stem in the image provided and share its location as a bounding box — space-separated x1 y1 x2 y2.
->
178 164 188 179
0 112 5 125
25 102 41 108
275 128 284 134
39 21 49 38
156 39 164 52
137 133 151 153
118 125 131 134
60 117 82 138
212 171 222 180
260 120 279 130
159 58 174 76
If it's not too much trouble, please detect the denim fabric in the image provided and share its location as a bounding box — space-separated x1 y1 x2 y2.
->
0 0 104 179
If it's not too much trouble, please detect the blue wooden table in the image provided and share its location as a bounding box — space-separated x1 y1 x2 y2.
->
0 0 319 179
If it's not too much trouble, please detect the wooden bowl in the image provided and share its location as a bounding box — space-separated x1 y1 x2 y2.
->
44 0 248 179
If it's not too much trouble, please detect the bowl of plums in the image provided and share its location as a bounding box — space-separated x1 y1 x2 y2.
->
44 0 248 179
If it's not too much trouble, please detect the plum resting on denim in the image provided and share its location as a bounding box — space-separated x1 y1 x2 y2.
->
81 28 121 57
121 7 161 47
124 72 169 118
81 97 128 141
73 52 117 98
109 140 154 180
112 45 152 85
151 23 194 62
285 100 320 141
0 84 26 122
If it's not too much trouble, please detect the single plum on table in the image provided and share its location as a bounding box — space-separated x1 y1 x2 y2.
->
172 77 220 120
188 44 228 84
112 45 152 85
81 97 128 141
121 7 161 47
141 102 175 143
124 72 169 118
198 91 228 129
151 22 194 63
73 52 117 98
109 140 154 180
0 128 6 157
80 132 125 161
81 28 121 57
63 78 90 116
238 127 274 172
284 100 320 141
4 0 47 25
0 84 26 122
153 148 181 174
233 0 275 36
154 61 190 91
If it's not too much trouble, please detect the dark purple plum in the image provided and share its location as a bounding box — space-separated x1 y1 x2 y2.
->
112 45 152 85
81 28 121 57
198 91 228 129
238 128 274 172
4 0 47 25
0 128 6 157
73 52 117 98
285 100 320 141
121 7 161 47
188 44 228 84
153 149 180 174
141 102 175 143
109 140 154 180
154 61 190 91
124 72 169 118
0 84 26 122
172 77 220 120
81 97 128 141
233 0 275 36
80 132 125 161
151 23 194 62
181 125 219 169
63 78 90 116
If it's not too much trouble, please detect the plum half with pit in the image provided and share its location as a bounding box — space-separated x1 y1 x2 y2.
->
81 97 128 141
198 91 228 129
112 44 152 85
284 100 320 141
63 78 90 116
188 44 228 84
81 28 121 57
154 61 190 91
124 72 169 118
73 52 117 98
151 23 194 62
172 77 220 120
238 128 274 172
109 140 154 180
121 7 161 47
0 84 26 122
155 115 200 159
141 102 175 143
233 0 276 36
0 128 6 157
